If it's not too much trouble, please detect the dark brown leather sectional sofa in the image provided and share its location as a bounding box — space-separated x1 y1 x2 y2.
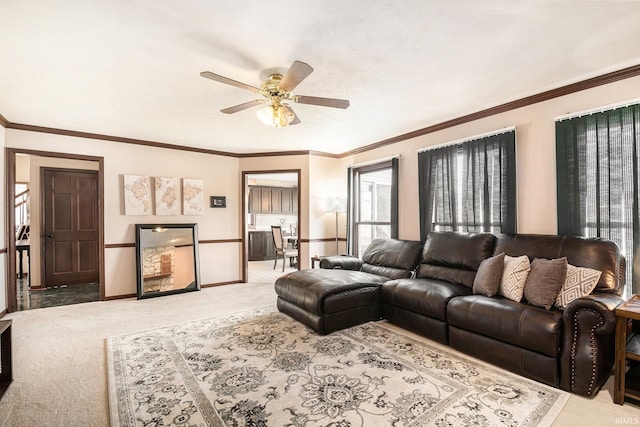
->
274 231 625 396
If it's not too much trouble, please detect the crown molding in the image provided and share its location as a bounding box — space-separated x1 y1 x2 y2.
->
238 150 312 158
5 121 242 157
338 63 640 157
2 63 639 159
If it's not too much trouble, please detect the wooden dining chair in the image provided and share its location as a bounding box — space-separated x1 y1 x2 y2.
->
271 225 298 272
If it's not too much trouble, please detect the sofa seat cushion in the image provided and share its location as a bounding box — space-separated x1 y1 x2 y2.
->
381 278 472 321
447 295 563 357
274 269 388 315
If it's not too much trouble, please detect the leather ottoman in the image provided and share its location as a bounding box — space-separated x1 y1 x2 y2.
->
274 268 388 334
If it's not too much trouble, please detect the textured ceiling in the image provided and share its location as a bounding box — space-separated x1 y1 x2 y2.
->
1 1 640 155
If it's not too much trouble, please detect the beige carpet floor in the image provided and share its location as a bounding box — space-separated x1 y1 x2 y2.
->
0 277 639 426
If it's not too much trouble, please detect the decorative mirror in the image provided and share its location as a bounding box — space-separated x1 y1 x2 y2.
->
135 223 201 299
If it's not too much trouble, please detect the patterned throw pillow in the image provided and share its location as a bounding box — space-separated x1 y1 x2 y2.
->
499 255 531 302
554 264 602 309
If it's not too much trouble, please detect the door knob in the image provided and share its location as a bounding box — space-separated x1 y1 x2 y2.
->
46 233 54 238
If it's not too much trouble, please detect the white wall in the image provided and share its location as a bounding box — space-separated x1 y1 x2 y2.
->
6 130 242 297
346 75 640 241
308 155 352 258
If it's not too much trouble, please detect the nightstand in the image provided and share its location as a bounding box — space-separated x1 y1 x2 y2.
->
614 295 640 404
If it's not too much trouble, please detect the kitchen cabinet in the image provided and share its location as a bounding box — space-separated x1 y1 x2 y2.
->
249 186 297 214
261 188 282 213
248 231 276 261
281 188 297 214
249 187 261 213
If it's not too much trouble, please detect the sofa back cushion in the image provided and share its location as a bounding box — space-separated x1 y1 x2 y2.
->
494 234 623 294
416 232 497 287
360 238 424 279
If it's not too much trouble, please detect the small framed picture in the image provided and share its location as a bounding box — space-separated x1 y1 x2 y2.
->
210 196 226 208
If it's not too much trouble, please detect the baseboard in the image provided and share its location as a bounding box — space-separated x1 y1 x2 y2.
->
103 280 245 300
104 293 136 301
202 280 244 288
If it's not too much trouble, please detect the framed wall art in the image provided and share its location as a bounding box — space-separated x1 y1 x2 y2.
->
155 177 180 215
182 178 204 215
123 175 151 215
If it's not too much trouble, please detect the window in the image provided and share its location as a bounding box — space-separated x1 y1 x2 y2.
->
556 104 640 294
418 129 517 239
347 159 398 257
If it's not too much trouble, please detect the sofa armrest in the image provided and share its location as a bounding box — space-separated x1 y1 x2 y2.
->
559 293 624 396
320 255 364 271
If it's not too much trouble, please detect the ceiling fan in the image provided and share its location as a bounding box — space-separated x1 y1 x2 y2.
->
200 61 350 128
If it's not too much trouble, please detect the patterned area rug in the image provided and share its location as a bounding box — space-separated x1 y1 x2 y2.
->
107 307 568 426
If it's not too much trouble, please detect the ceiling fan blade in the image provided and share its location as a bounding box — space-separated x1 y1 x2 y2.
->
290 114 301 125
285 106 301 125
278 61 314 92
221 100 263 114
200 71 261 94
295 95 350 109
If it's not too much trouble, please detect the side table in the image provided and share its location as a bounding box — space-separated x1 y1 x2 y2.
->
311 256 323 269
614 295 640 404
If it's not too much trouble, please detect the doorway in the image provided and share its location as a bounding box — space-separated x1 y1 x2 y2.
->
243 170 301 284
5 149 105 312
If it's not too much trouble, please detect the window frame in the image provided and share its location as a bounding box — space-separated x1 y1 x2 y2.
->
348 159 398 257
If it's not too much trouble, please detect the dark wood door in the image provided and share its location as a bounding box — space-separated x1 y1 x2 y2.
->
43 169 99 287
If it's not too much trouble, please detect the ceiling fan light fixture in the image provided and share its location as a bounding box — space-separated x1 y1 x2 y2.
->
256 103 295 128
277 105 295 127
256 104 275 126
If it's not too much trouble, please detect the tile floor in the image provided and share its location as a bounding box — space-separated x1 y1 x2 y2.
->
16 278 100 311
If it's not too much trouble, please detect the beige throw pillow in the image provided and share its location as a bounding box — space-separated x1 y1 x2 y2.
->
554 264 602 309
524 257 568 310
499 255 531 302
473 253 505 297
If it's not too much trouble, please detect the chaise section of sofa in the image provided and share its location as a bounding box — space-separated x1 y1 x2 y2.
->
274 238 423 334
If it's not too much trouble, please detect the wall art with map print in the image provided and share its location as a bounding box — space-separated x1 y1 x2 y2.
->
154 177 180 215
123 175 151 215
182 178 204 215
